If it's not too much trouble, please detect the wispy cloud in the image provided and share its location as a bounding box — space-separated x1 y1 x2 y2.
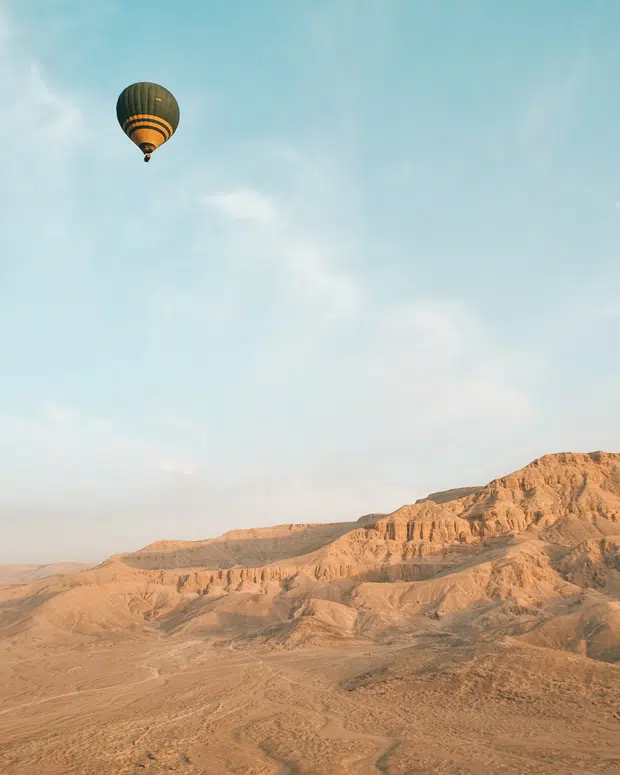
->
0 8 11 44
236 295 535 479
201 179 360 318
332 297 532 433
203 188 279 224
277 236 359 317
0 9 86 267
0 402 207 509
43 402 79 427
0 34 83 160
517 55 589 157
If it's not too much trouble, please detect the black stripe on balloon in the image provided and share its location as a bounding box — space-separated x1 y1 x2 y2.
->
127 123 169 142
124 116 171 139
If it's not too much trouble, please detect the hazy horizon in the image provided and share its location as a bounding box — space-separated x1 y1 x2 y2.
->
2 0 620 563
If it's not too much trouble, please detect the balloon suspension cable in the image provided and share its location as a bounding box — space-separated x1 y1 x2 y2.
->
144 153 151 163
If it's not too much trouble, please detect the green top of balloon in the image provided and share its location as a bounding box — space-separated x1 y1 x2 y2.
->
116 82 180 132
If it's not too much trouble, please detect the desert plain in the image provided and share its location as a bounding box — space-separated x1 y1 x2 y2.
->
1 451 620 774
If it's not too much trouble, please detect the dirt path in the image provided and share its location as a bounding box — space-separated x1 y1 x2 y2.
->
226 639 402 774
318 709 401 775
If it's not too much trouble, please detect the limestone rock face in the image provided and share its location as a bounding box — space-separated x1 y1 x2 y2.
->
558 538 620 589
2 451 620 663
359 451 620 562
117 522 356 570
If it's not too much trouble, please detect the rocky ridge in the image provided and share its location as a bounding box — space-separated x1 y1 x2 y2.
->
1 451 619 663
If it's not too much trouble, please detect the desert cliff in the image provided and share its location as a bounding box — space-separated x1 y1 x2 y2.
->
2 451 620 775
2 451 619 662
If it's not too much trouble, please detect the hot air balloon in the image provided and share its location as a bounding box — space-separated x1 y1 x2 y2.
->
116 82 180 162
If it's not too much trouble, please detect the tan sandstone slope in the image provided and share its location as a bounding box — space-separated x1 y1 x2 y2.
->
0 563 95 585
1 451 619 663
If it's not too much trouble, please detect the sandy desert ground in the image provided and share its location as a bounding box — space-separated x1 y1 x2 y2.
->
1 451 620 774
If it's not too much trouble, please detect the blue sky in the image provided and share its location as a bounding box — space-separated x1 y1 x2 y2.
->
1 0 620 563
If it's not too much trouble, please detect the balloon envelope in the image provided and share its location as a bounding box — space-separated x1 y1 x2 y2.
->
116 82 180 161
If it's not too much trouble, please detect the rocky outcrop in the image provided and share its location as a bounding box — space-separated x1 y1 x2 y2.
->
3 451 620 663
350 452 620 559
153 558 446 594
558 538 620 589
